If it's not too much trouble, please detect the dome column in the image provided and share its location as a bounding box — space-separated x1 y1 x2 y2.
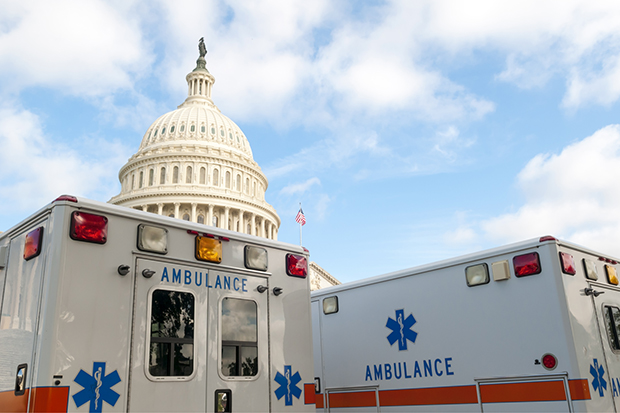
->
224 207 230 230
208 205 214 227
157 203 164 215
239 210 245 233
251 214 256 236
174 203 180 219
141 205 148 212
261 218 265 238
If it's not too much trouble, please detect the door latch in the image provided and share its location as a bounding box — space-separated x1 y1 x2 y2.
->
584 287 604 297
257 285 268 293
142 269 155 278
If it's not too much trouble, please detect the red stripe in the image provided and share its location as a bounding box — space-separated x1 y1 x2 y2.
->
480 380 566 403
329 390 377 408
569 379 591 401
316 393 325 408
0 387 69 413
380 385 478 406
304 383 316 405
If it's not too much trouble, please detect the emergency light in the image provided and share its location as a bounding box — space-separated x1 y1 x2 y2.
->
244 246 268 271
542 353 557 370
70 211 108 244
606 265 619 285
195 235 222 263
559 252 576 275
583 259 598 281
465 263 489 287
323 296 338 314
513 252 541 277
23 227 43 260
137 224 168 254
286 253 307 278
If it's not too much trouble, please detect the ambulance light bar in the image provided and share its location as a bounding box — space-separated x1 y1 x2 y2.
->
187 230 229 242
244 246 268 271
137 224 168 254
53 195 78 203
286 254 307 278
195 235 222 263
513 252 541 277
24 227 43 260
465 263 489 287
70 212 108 244
559 252 576 275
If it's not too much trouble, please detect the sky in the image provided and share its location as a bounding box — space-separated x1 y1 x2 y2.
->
2 0 620 283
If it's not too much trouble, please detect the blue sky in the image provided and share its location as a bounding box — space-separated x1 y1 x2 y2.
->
2 0 620 282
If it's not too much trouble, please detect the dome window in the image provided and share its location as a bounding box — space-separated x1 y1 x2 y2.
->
191 125 195 132
170 126 175 133
186 166 193 183
180 125 185 132
236 135 240 143
225 171 231 188
173 166 179 184
139 171 144 189
211 126 215 135
198 215 204 224
212 216 219 227
182 214 190 221
160 167 166 184
213 169 219 186
201 126 205 133
149 169 154 186
236 175 241 191
200 167 206 184
162 127 166 135
154 129 158 137
220 128 224 137
229 132 233 140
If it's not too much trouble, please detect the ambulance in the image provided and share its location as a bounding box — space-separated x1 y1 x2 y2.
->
312 236 620 412
0 195 316 412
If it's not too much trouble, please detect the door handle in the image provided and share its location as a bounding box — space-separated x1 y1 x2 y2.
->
142 269 155 278
257 285 268 293
584 287 604 297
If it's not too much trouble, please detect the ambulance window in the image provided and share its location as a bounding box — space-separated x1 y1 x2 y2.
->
221 298 258 377
604 305 620 351
149 289 195 377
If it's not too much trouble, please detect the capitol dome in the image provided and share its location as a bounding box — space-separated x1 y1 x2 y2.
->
109 41 280 239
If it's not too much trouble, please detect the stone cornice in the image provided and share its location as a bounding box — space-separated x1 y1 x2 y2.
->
310 261 341 286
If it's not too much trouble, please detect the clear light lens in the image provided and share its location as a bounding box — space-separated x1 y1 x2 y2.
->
70 211 108 244
323 296 338 314
195 236 222 263
244 246 267 271
560 252 576 275
583 259 598 281
286 254 308 278
606 265 619 285
513 252 541 277
138 224 168 254
466 263 489 286
24 227 43 260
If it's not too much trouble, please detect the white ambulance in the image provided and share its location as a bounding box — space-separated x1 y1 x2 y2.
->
0 196 317 412
312 236 620 412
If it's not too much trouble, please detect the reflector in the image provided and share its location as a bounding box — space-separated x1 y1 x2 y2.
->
24 227 43 260
286 254 307 278
138 224 168 254
559 252 576 275
244 246 267 271
465 263 489 287
195 236 222 263
606 265 619 285
513 252 541 277
70 212 108 244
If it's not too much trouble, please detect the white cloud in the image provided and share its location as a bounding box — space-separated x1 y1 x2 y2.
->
280 177 321 195
448 125 620 256
0 106 129 214
0 0 150 97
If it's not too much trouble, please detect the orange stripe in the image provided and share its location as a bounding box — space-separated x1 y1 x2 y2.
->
569 379 591 401
0 389 29 413
480 380 566 403
304 383 316 405
380 385 478 406
328 390 376 408
30 387 69 412
316 393 325 409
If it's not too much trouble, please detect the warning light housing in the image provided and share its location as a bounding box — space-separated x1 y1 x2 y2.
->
559 252 576 275
195 236 222 263
513 252 541 277
24 227 44 260
286 254 308 278
70 212 108 244
606 265 619 285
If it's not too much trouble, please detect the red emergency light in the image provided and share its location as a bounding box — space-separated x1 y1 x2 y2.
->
286 254 308 278
513 252 541 277
559 252 576 275
70 211 108 244
24 227 43 260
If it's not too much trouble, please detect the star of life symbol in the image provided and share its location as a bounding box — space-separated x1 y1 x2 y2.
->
274 365 302 406
386 309 417 351
73 362 121 413
590 358 607 397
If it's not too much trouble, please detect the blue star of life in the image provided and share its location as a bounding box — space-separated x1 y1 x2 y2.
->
386 309 417 351
274 365 302 406
73 362 121 413
591 358 607 397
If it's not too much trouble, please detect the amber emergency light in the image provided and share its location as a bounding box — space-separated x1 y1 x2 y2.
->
195 236 222 263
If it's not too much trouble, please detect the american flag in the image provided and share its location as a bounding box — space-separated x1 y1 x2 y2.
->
295 208 306 226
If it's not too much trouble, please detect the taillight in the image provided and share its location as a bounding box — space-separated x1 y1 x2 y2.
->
24 227 43 260
70 212 108 244
286 254 307 278
560 252 576 275
542 353 557 370
513 252 541 277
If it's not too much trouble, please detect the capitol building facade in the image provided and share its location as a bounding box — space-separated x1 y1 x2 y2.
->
109 40 338 290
